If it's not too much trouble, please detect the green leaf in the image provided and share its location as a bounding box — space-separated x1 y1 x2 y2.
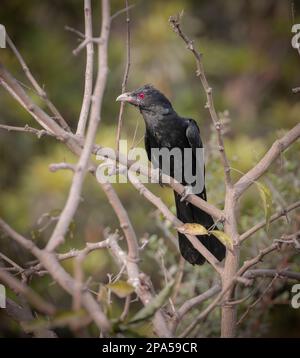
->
256 182 272 231
210 230 233 250
106 280 135 298
177 223 208 236
129 280 175 324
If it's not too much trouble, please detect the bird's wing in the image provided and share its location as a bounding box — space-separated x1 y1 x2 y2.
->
185 119 206 199
185 119 203 155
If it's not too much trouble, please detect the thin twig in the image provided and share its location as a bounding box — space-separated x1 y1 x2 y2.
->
0 252 23 271
0 63 81 154
237 275 278 325
76 0 94 138
0 124 54 138
72 38 100 56
172 284 220 333
65 25 85 39
22 237 114 278
120 295 131 321
169 13 231 187
6 34 70 132
116 0 131 154
111 4 135 21
49 162 77 173
245 268 300 281
234 124 300 198
240 200 300 242
0 269 56 315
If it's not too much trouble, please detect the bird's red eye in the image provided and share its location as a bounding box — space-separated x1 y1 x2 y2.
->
138 92 145 99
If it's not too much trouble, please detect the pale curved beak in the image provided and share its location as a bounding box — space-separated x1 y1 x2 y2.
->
116 92 134 103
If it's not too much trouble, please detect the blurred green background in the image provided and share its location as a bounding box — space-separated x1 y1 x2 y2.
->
0 0 299 337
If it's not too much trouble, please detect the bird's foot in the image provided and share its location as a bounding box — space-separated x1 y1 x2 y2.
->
180 185 193 202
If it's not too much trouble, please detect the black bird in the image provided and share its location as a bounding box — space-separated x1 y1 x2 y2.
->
117 84 225 265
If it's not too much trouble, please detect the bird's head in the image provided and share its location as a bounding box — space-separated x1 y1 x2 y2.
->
116 84 173 114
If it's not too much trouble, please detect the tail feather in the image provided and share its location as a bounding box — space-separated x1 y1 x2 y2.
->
174 191 226 265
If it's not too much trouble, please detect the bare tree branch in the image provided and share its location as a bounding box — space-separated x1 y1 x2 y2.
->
49 162 77 173
173 284 221 333
20 236 115 279
237 243 279 278
101 182 139 263
116 0 131 154
168 14 300 336
180 241 283 337
245 269 300 281
108 233 172 337
111 4 135 21
98 180 172 337
46 0 111 251
0 268 56 315
0 252 25 276
6 35 70 132
179 278 235 337
240 200 300 242
0 63 81 154
0 218 111 333
95 146 225 220
234 124 300 198
65 25 85 39
0 124 53 138
237 275 278 325
169 13 232 187
76 0 94 137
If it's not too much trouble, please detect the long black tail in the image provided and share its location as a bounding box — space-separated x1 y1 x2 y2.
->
174 190 226 265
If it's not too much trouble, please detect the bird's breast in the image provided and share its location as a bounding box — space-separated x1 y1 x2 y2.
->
147 120 187 149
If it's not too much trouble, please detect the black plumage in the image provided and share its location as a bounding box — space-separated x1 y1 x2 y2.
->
117 85 226 265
